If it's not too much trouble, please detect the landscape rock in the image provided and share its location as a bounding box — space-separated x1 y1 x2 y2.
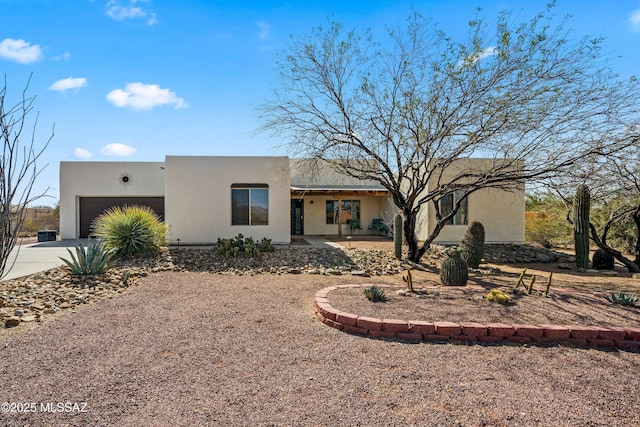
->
0 242 592 332
5 316 20 328
535 254 552 263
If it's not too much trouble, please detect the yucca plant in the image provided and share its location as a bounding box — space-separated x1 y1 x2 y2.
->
91 205 167 259
604 292 638 307
60 239 113 275
364 285 387 302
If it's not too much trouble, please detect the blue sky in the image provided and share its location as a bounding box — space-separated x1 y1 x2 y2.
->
2 0 640 206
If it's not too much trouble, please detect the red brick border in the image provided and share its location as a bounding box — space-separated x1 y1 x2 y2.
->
314 285 640 350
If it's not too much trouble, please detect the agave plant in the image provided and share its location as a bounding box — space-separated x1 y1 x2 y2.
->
604 292 638 307
60 239 113 275
364 285 387 302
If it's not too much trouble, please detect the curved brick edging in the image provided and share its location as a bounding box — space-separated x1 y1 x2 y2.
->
314 284 640 350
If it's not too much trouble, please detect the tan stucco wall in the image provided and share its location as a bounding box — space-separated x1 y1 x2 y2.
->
416 187 525 244
164 156 290 244
59 162 166 239
414 158 525 244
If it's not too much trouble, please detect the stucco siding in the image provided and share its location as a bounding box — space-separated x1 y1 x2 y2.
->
414 158 525 244
59 162 165 239
164 156 290 244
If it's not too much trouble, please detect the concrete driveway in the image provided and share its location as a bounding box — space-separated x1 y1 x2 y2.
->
1 240 79 281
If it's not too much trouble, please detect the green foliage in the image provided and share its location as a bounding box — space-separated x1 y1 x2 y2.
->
363 285 387 302
604 292 638 307
486 289 511 304
92 205 167 259
460 221 485 268
440 246 468 286
592 248 614 270
216 234 274 258
574 184 591 268
60 239 113 275
402 269 413 292
394 213 403 259
525 194 572 248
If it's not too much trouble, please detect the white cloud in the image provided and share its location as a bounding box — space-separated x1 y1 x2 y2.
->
106 82 187 110
256 21 272 40
458 46 498 68
53 51 71 61
49 77 88 93
101 143 137 157
106 0 157 26
74 148 92 159
0 38 43 64
630 9 640 31
475 47 497 61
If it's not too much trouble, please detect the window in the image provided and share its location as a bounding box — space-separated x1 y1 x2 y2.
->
231 184 268 225
440 191 468 225
326 200 360 225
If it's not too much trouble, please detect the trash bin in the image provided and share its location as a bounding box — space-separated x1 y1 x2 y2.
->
37 230 57 242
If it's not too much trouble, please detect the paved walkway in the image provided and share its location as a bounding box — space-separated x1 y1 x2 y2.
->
1 240 78 281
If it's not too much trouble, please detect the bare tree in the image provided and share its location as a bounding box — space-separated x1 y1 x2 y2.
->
0 76 53 278
258 5 640 263
552 144 640 273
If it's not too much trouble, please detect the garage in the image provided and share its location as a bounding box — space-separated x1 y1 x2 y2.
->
78 197 165 238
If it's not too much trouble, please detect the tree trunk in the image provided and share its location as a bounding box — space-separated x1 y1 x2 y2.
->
404 207 421 262
589 223 640 273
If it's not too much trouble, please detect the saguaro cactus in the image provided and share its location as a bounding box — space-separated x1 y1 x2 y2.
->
574 184 590 269
460 221 485 268
394 213 403 259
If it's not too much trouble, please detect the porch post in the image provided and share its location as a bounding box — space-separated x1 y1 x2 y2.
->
337 195 343 237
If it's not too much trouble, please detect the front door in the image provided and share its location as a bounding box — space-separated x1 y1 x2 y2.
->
290 199 304 235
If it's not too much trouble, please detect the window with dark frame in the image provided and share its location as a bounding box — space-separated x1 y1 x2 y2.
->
440 191 468 225
231 184 269 225
326 200 361 224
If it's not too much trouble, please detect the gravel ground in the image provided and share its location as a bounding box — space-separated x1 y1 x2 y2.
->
1 272 639 426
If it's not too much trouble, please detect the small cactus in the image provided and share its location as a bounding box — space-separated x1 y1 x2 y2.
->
592 248 614 270
403 269 414 292
514 268 527 292
394 213 403 260
460 221 485 268
440 247 468 286
486 289 511 304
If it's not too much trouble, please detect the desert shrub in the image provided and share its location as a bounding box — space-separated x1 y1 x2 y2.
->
60 239 113 275
216 234 274 257
525 211 572 248
91 205 166 258
525 194 572 248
